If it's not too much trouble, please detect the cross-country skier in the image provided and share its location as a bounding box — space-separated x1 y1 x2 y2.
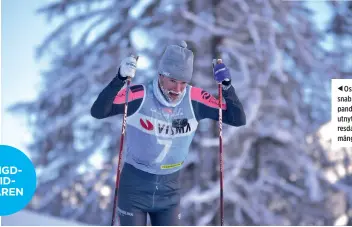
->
91 41 246 226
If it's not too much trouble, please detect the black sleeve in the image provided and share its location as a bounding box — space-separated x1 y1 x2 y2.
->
90 74 143 119
192 85 246 127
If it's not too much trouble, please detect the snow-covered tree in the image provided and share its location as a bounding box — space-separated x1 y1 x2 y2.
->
179 0 346 225
321 1 352 225
10 0 349 225
326 1 352 79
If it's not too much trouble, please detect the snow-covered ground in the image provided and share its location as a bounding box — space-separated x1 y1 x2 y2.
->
2 210 86 226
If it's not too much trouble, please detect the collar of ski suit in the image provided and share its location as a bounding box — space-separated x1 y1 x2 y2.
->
152 77 187 107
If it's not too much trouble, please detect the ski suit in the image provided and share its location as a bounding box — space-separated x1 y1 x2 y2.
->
91 74 246 225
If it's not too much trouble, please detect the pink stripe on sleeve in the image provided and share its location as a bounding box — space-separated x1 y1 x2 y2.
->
191 87 227 110
113 86 144 104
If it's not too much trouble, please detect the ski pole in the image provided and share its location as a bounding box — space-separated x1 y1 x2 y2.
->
111 56 139 226
213 58 224 226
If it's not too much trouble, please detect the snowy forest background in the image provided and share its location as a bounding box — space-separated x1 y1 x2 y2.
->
4 0 352 225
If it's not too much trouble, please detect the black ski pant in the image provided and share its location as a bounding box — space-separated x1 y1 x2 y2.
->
115 163 182 226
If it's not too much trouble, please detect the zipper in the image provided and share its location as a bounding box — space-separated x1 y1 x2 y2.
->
152 177 159 208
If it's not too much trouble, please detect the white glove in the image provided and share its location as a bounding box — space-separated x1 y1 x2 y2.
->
119 56 137 78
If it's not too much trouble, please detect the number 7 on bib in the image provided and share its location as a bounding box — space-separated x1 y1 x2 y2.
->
155 139 172 163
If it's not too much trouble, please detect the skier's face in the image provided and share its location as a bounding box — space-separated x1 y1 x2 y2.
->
159 75 187 102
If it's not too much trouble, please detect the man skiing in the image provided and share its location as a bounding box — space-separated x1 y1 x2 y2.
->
91 41 246 226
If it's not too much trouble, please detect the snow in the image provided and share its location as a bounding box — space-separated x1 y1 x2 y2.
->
7 0 351 225
2 210 86 226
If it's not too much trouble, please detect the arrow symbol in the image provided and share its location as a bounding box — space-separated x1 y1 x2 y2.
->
338 86 343 91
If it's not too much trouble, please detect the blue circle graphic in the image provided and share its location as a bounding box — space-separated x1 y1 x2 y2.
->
0 145 37 216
